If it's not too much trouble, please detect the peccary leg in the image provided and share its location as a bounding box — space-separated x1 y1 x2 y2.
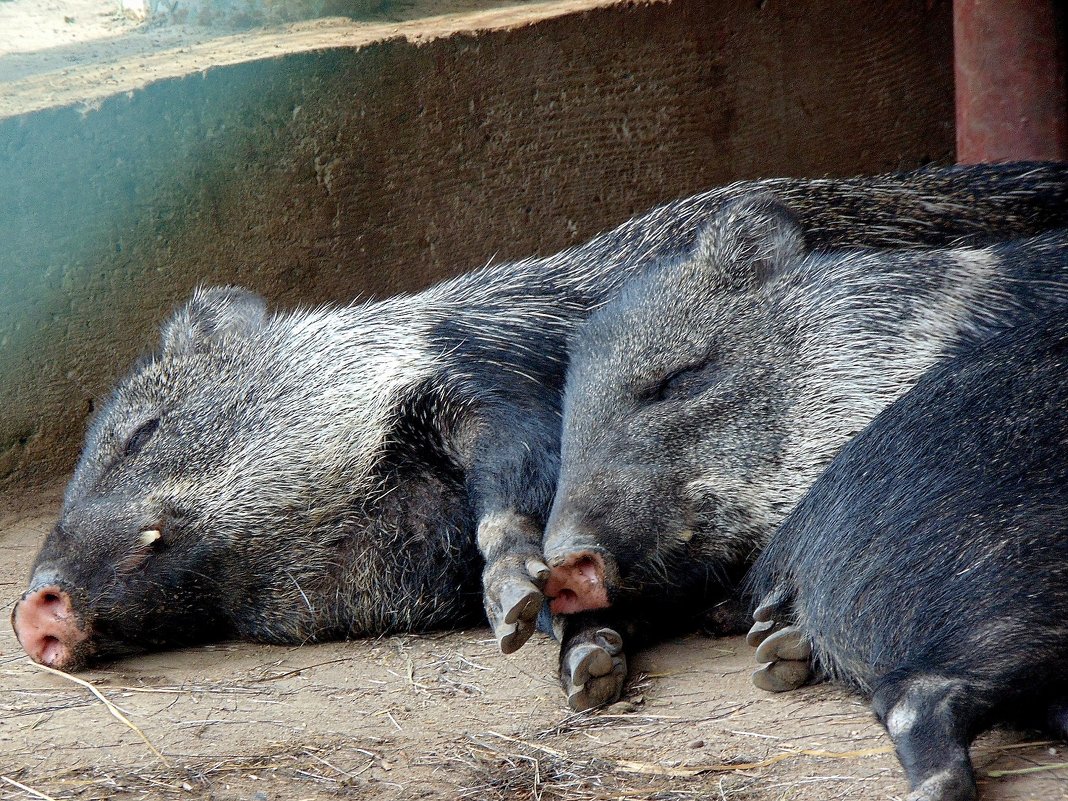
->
557 612 630 711
465 400 567 654
479 511 551 654
872 674 988 801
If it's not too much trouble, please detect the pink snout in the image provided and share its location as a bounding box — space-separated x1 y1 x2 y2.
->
11 584 88 669
544 551 611 614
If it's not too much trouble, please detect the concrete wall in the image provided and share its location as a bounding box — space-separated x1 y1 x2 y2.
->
0 0 956 496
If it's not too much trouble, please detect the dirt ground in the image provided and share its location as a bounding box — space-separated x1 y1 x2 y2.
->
2 488 1067 801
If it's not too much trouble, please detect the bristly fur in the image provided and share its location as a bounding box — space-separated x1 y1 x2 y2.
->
546 192 1068 659
747 312 1068 801
18 162 1068 671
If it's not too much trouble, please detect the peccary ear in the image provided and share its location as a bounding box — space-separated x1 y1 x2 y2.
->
161 286 268 355
693 192 805 290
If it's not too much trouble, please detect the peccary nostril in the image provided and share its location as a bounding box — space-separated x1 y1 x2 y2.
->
554 588 579 609
39 636 64 667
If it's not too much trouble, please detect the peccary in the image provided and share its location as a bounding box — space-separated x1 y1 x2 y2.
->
11 164 1068 689
542 195 1068 709
746 311 1068 801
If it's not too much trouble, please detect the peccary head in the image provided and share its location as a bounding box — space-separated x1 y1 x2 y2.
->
13 287 481 671
543 194 808 616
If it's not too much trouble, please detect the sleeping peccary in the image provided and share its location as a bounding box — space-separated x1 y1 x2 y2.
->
746 311 1068 801
542 195 1068 709
11 164 1068 694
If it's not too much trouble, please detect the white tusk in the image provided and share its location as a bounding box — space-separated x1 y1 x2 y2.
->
138 529 162 546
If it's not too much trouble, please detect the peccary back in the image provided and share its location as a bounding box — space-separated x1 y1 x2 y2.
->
747 311 1068 801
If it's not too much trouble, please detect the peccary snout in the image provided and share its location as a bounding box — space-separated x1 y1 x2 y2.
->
543 509 615 614
544 550 612 615
11 571 88 669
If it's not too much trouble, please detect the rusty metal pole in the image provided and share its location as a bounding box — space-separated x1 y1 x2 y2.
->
954 0 1068 163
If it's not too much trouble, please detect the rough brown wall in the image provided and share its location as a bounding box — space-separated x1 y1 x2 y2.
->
0 0 955 496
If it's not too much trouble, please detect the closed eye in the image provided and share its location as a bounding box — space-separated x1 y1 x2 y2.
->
640 358 718 403
123 418 160 458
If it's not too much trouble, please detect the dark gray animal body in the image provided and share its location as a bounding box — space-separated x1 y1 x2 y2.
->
746 312 1068 801
11 164 1068 695
543 195 1068 709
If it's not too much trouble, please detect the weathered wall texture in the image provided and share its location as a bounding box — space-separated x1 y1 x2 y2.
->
122 0 387 26
0 0 955 496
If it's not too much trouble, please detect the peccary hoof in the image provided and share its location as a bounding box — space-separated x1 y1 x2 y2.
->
752 659 811 693
562 627 626 711
754 626 811 663
486 557 550 654
497 582 544 654
746 619 777 648
753 588 791 623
